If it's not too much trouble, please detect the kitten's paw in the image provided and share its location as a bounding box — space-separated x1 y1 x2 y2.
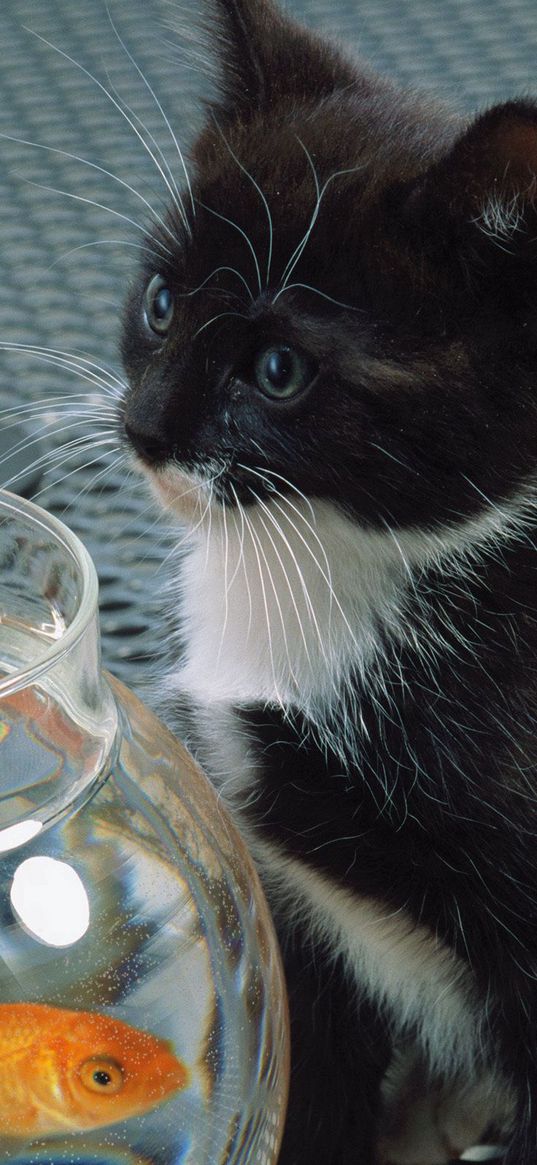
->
377 1048 513 1165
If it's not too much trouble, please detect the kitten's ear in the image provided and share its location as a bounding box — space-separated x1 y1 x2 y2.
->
206 0 356 116
408 101 537 254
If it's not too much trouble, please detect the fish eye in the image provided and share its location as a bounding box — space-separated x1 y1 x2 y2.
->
253 344 313 401
144 274 174 335
79 1056 125 1096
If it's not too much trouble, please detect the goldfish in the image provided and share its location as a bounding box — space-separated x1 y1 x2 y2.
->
0 1002 188 1137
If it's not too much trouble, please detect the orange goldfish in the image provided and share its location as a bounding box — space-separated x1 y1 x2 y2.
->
0 1002 188 1137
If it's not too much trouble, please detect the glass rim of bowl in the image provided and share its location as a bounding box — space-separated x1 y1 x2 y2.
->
0 488 99 698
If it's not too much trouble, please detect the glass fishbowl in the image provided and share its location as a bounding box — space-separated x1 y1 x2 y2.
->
0 490 289 1165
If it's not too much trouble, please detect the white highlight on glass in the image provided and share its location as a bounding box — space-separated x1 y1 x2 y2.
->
0 819 42 853
10 855 90 947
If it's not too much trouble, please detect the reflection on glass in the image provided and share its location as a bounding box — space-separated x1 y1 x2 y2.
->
0 820 42 853
10 856 90 946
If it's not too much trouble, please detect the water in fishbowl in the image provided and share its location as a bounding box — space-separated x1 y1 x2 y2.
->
0 532 289 1165
0 615 115 837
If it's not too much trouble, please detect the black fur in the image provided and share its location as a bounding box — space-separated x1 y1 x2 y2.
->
120 3 537 1161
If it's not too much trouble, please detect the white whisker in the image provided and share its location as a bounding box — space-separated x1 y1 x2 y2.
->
49 238 167 268
250 497 312 668
0 395 115 420
59 451 126 515
213 119 274 287
17 175 172 255
2 127 174 253
229 484 254 638
199 201 261 297
105 3 195 225
216 493 231 668
0 417 117 459
248 488 330 670
280 139 364 291
0 433 116 494
241 498 283 706
0 342 126 397
104 67 190 237
181 265 254 304
369 441 420 476
157 468 224 570
279 136 320 288
0 403 118 430
0 420 116 478
237 462 316 522
244 498 301 689
193 310 249 340
273 282 362 312
29 439 119 501
23 27 185 248
204 474 216 575
272 492 362 646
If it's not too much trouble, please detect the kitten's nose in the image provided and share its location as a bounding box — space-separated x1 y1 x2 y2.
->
124 421 173 466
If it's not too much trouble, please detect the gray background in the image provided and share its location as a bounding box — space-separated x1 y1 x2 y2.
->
1 0 537 690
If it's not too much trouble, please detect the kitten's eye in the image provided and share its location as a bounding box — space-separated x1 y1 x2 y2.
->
144 274 174 335
254 345 312 401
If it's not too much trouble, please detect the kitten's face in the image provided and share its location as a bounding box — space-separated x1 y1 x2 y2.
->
121 0 537 537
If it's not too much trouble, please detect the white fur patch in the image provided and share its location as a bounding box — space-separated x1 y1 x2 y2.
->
473 189 527 250
251 837 484 1080
176 495 401 708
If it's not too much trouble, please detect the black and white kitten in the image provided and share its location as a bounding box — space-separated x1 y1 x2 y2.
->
119 1 537 1161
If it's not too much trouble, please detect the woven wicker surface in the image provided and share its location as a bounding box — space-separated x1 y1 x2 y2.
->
1 0 537 690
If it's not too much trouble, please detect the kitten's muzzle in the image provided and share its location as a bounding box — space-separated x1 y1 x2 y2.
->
123 420 173 467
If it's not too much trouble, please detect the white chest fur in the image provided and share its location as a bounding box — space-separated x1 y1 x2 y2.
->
173 494 411 716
